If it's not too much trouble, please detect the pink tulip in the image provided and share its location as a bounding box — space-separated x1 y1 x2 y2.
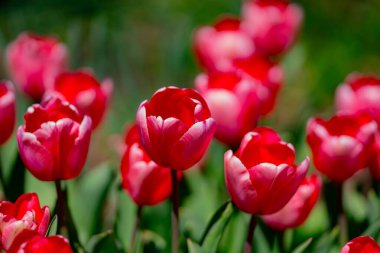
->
193 17 255 72
17 97 92 181
195 55 282 146
336 73 380 125
6 32 68 101
121 124 179 206
241 0 303 56
8 230 72 253
262 174 321 230
341 236 380 253
136 86 215 170
0 81 16 145
0 193 50 251
307 113 376 182
225 127 309 214
49 70 113 129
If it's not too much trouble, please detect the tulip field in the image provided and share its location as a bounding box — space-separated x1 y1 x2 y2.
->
0 0 380 252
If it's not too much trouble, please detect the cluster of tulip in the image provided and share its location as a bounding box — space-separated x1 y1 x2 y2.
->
0 32 112 252
0 0 380 252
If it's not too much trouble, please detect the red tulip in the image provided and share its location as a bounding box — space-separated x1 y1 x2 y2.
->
225 127 309 214
50 70 113 129
121 124 180 206
193 17 255 72
336 73 380 125
8 230 72 253
6 32 68 101
195 55 283 146
241 0 303 56
306 113 376 182
17 97 92 181
136 86 215 170
341 236 380 253
0 81 16 146
0 193 50 251
262 174 321 230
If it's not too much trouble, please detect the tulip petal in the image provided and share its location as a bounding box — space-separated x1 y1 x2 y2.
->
170 118 215 169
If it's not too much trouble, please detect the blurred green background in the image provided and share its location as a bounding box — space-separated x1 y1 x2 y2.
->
1 0 380 252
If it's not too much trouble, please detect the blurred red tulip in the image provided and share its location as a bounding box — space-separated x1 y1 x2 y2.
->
307 113 376 182
17 97 92 181
241 0 303 56
341 236 380 253
50 70 113 129
121 124 181 206
262 174 321 230
0 193 50 251
0 81 16 146
6 32 68 101
195 55 282 147
8 230 72 253
193 17 255 72
225 127 309 214
336 73 380 125
136 86 215 170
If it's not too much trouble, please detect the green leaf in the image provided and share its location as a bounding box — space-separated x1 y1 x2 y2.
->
46 215 58 236
312 227 339 253
201 203 235 253
69 163 115 242
199 200 231 245
187 239 205 253
85 230 113 253
291 238 313 253
253 223 271 253
362 218 380 238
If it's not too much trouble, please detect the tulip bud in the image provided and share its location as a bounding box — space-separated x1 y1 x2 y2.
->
195 55 282 147
8 230 72 253
241 0 303 56
6 32 68 101
341 236 380 253
121 124 180 206
136 86 215 170
49 70 113 129
262 174 321 230
0 193 50 251
193 17 255 72
225 127 309 215
0 81 16 146
17 97 92 181
306 113 377 182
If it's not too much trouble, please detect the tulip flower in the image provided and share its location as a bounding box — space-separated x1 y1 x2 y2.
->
306 113 376 183
136 86 215 253
17 97 92 181
225 127 309 215
241 0 303 56
121 124 175 206
50 70 113 129
0 193 50 251
6 32 68 101
262 174 321 231
193 17 255 72
136 86 215 170
341 236 380 253
336 73 380 125
195 55 283 146
8 230 72 253
0 81 16 146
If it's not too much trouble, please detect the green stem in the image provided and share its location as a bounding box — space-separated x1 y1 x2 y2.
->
244 215 257 253
337 183 348 246
171 169 179 253
130 206 143 253
0 149 7 198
